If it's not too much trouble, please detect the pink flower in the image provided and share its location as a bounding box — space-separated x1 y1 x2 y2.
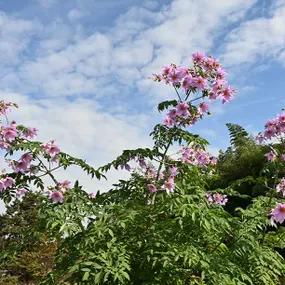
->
260 113 285 141
204 57 220 71
270 203 285 224
169 166 178 177
3 177 15 188
163 116 175 127
12 160 30 173
256 133 264 144
1 123 18 142
162 65 173 76
58 180 71 192
206 192 228 205
182 75 194 91
216 67 226 79
221 86 235 103
167 67 187 84
211 79 225 95
180 146 215 167
16 188 28 198
24 127 38 139
175 102 189 117
49 190 64 203
0 176 15 192
281 154 285 161
147 183 157 193
21 153 33 163
163 177 175 193
198 102 209 113
265 151 277 162
192 76 207 90
192 52 205 64
146 168 156 179
213 193 228 205
42 140 60 157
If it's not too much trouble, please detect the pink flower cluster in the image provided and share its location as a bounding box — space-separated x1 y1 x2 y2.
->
180 146 217 166
257 112 285 142
146 166 179 194
276 178 285 196
0 176 15 192
0 122 38 150
48 180 71 203
16 188 28 198
1 122 18 143
270 203 285 225
42 140 60 158
153 52 235 103
163 101 203 127
206 192 228 206
10 153 33 173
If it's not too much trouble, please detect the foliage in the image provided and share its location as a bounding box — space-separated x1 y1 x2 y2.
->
1 54 285 285
0 193 57 284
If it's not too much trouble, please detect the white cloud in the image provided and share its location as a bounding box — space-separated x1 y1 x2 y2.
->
0 12 41 66
222 1 285 66
0 89 152 211
68 9 83 21
0 0 259 99
2 0 281 214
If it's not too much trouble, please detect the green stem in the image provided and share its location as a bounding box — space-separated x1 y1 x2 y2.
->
36 155 58 185
174 86 182 102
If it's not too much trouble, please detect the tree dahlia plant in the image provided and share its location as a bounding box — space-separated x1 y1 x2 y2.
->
1 53 285 285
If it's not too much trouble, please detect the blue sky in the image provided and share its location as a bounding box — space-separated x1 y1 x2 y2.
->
0 0 285 201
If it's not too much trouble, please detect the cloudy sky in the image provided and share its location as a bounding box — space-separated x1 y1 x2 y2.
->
0 0 285 210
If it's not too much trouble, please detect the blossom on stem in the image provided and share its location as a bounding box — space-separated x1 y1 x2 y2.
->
58 180 71 193
206 192 228 206
49 190 64 203
192 52 205 64
1 122 18 142
270 203 285 224
175 102 190 117
0 176 15 192
23 127 38 139
265 150 277 162
163 177 175 193
16 188 28 198
42 140 60 157
198 102 209 114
